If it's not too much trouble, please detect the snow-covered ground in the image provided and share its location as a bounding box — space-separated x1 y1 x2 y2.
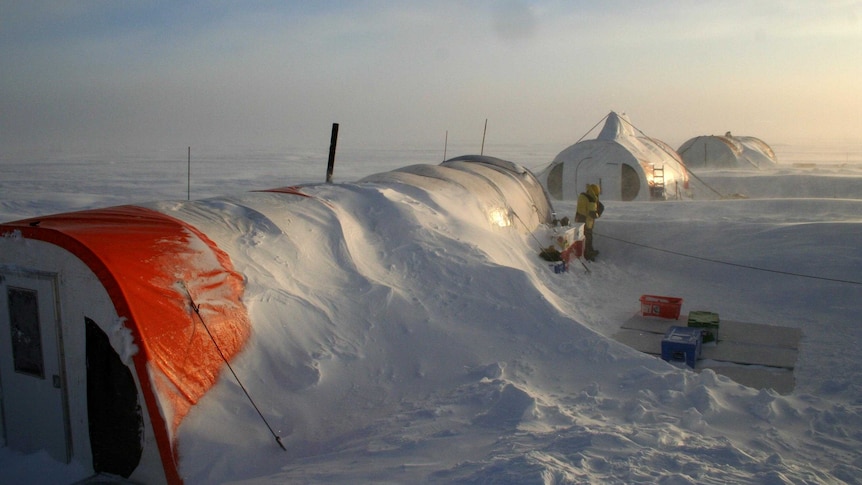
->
1 141 861 484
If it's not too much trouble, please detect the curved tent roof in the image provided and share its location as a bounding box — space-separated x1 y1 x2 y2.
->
363 155 554 230
0 206 246 483
678 133 777 169
537 112 691 201
0 156 553 483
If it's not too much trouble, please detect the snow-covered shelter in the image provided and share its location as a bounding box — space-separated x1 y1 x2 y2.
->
0 156 553 484
537 112 691 201
677 133 778 169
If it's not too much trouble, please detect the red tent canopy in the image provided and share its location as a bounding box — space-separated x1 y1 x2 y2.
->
2 205 251 484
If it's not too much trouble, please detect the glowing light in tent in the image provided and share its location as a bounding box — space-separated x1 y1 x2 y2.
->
488 208 512 228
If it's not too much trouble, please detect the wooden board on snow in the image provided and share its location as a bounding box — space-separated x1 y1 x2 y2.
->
620 314 802 349
612 313 802 395
704 365 796 395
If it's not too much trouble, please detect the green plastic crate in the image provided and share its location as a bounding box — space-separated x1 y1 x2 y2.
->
688 311 720 343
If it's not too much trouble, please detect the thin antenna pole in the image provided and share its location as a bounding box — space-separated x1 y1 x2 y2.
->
443 130 448 161
481 118 487 155
187 146 191 201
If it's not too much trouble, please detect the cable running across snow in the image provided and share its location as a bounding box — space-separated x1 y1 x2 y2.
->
595 231 862 286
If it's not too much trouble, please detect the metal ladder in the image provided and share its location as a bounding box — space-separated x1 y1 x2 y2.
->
651 165 665 199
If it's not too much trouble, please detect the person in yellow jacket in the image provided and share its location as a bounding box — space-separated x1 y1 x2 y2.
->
575 183 604 261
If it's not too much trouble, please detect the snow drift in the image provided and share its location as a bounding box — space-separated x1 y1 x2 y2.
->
0 156 555 483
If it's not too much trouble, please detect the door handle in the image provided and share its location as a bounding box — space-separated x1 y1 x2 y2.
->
53 374 61 389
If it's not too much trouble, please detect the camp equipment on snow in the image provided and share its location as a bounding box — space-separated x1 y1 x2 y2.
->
640 295 683 320
661 326 702 369
549 261 567 273
688 311 720 343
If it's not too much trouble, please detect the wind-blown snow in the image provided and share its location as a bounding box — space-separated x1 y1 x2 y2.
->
1 142 862 484
109 317 138 366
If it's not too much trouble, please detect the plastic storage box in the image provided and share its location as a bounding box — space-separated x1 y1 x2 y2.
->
549 261 567 273
640 295 683 319
661 326 702 368
562 223 585 242
688 311 720 343
561 240 584 261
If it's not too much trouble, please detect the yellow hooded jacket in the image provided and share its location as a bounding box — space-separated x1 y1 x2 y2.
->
576 184 601 229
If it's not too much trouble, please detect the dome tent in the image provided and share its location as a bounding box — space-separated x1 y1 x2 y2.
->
0 156 553 484
537 112 691 201
678 132 777 169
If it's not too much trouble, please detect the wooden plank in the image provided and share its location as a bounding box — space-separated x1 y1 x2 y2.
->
620 314 682 335
701 341 797 368
701 365 795 395
718 320 802 349
611 329 797 394
613 328 798 368
612 328 663 355
621 313 802 349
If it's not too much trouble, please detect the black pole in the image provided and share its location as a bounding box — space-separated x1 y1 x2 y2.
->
481 118 487 155
187 146 191 200
326 123 339 183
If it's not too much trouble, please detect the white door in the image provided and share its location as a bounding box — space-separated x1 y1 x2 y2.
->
0 271 70 463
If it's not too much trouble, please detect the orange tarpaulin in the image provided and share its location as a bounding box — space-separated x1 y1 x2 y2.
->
2 205 251 484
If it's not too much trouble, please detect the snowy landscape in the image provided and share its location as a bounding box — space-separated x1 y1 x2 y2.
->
1 140 862 484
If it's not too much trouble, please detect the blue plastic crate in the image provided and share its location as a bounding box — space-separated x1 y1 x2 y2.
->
548 261 567 273
661 326 702 368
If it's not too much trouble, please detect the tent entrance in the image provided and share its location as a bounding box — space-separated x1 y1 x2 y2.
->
621 163 641 201
85 316 143 477
0 270 71 463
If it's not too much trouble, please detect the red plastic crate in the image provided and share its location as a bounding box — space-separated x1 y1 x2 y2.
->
640 294 683 319
560 240 584 262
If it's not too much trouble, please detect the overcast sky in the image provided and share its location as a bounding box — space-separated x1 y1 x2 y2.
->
1 1 860 156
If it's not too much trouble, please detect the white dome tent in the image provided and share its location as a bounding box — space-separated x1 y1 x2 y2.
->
678 133 778 170
537 112 691 201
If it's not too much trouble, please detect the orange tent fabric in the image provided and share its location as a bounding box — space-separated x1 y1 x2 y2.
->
2 205 251 484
